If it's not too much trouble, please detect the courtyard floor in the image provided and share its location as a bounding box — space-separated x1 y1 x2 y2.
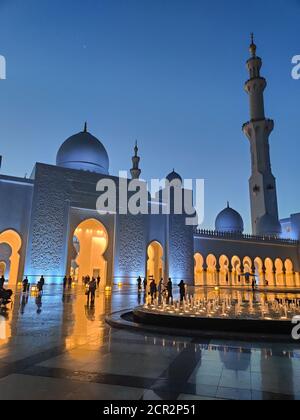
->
0 285 299 400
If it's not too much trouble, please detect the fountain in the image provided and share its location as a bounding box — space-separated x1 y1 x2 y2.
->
137 291 300 336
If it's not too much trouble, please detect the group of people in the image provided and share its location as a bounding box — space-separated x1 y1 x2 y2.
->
22 276 45 294
0 275 13 304
137 276 187 303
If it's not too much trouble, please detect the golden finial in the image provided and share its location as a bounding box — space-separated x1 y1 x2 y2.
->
249 32 257 57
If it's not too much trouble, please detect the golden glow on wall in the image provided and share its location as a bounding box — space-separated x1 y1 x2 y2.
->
147 241 164 282
0 230 22 285
192 252 299 289
73 219 108 287
194 253 204 285
0 262 6 277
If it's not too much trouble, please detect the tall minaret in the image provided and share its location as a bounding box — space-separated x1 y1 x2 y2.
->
130 141 141 180
243 35 281 237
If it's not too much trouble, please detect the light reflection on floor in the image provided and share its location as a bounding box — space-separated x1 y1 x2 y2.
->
0 284 299 400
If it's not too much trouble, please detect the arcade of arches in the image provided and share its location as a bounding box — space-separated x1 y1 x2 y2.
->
194 253 300 288
0 230 22 285
70 219 108 287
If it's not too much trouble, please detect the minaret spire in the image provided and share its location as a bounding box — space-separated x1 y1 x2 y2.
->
130 141 141 180
83 121 88 133
243 37 281 236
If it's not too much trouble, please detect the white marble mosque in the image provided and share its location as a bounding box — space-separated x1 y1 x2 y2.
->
1 37 300 290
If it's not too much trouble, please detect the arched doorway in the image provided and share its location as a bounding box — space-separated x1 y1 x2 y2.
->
0 230 22 285
275 258 284 288
265 258 275 287
231 256 241 286
206 254 217 286
147 241 164 283
72 219 108 287
285 259 294 288
254 257 264 286
194 253 204 286
219 255 230 286
243 256 253 286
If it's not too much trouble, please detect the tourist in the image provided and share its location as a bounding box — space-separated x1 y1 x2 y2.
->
63 276 67 289
97 275 101 288
68 276 72 288
150 279 157 302
0 275 5 288
167 278 173 304
40 275 45 289
137 276 142 291
88 278 97 305
23 276 29 293
143 277 147 292
178 280 186 302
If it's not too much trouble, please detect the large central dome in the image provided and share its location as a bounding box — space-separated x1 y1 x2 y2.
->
56 124 109 175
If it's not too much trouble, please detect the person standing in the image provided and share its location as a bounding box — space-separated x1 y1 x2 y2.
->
178 280 186 302
97 275 101 289
89 278 97 305
0 275 5 289
150 279 157 302
137 276 142 291
167 278 173 304
23 277 29 294
40 276 45 291
143 277 147 292
63 276 67 290
68 276 72 288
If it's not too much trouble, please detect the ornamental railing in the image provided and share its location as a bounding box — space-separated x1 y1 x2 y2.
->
194 229 299 245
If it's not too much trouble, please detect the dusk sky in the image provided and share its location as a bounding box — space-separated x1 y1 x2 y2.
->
0 0 299 231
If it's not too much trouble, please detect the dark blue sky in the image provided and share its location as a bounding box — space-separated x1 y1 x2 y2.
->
0 0 299 231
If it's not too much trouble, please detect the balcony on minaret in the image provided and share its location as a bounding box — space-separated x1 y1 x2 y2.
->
243 119 274 142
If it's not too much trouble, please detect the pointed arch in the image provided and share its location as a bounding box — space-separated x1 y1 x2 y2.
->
147 241 164 283
194 253 204 286
0 229 22 285
206 254 217 286
72 219 108 286
219 255 230 286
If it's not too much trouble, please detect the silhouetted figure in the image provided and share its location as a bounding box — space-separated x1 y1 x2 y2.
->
137 276 142 291
63 276 67 289
150 280 157 302
178 280 186 302
97 276 101 288
23 277 29 293
143 277 147 291
39 276 45 291
88 278 97 305
167 278 173 304
68 276 72 288
0 276 5 289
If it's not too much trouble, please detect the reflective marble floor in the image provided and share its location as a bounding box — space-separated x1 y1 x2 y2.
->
0 285 300 400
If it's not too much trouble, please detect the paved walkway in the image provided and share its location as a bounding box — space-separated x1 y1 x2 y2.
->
0 285 299 400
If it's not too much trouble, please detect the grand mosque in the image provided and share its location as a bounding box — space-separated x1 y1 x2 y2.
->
0 37 300 290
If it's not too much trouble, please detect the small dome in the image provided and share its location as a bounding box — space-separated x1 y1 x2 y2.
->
166 170 182 183
256 213 282 236
56 124 109 175
215 203 244 234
